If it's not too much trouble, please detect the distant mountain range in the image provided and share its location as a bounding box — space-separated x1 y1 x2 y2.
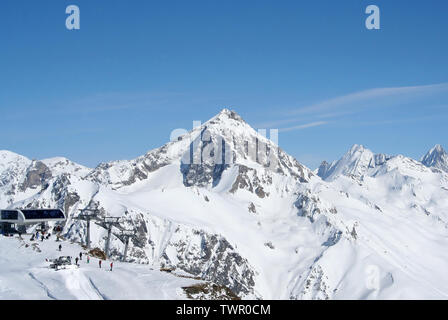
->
1 109 448 299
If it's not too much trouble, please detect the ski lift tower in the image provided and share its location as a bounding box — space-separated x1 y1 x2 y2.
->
113 229 136 262
74 209 100 249
96 217 121 259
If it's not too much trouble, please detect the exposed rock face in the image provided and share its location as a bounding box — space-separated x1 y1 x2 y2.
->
317 161 331 180
248 202 257 214
159 227 257 296
104 212 259 297
180 127 232 188
294 191 344 247
181 163 229 188
20 161 52 191
229 165 270 198
294 192 322 223
296 264 330 300
60 191 80 217
276 148 312 182
422 144 448 173
183 282 240 300
179 109 312 188
87 145 172 188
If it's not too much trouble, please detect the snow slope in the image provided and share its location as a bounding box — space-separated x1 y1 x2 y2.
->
314 146 448 298
0 234 200 300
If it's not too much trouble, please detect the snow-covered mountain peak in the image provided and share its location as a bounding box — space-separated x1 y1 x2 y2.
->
434 144 443 152
199 109 312 182
86 109 312 190
349 144 366 153
345 144 374 163
211 108 245 123
0 150 31 165
41 157 91 177
202 109 290 160
203 109 260 141
178 109 313 186
318 144 391 181
422 144 448 173
0 151 32 188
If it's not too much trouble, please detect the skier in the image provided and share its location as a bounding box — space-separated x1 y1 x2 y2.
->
99 260 102 269
110 262 113 272
75 257 79 265
79 252 83 261
58 244 62 252
87 256 90 264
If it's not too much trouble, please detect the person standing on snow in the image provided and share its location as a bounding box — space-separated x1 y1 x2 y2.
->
79 252 83 261
59 244 62 252
99 260 102 269
87 256 90 264
110 262 113 271
75 257 79 265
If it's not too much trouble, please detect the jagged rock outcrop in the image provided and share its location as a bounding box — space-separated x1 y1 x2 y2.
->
159 226 257 296
422 144 448 173
317 144 391 181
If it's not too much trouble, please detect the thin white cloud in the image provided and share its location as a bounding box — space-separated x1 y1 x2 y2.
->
256 111 351 128
289 83 448 116
257 83 448 132
353 114 447 126
256 117 310 128
279 121 328 132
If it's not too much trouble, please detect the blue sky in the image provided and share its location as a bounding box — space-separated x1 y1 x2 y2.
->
1 0 447 169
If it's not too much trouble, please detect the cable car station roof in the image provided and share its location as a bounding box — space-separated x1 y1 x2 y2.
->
0 209 66 224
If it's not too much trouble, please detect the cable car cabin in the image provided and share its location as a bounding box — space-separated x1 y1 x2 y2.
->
0 209 66 235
